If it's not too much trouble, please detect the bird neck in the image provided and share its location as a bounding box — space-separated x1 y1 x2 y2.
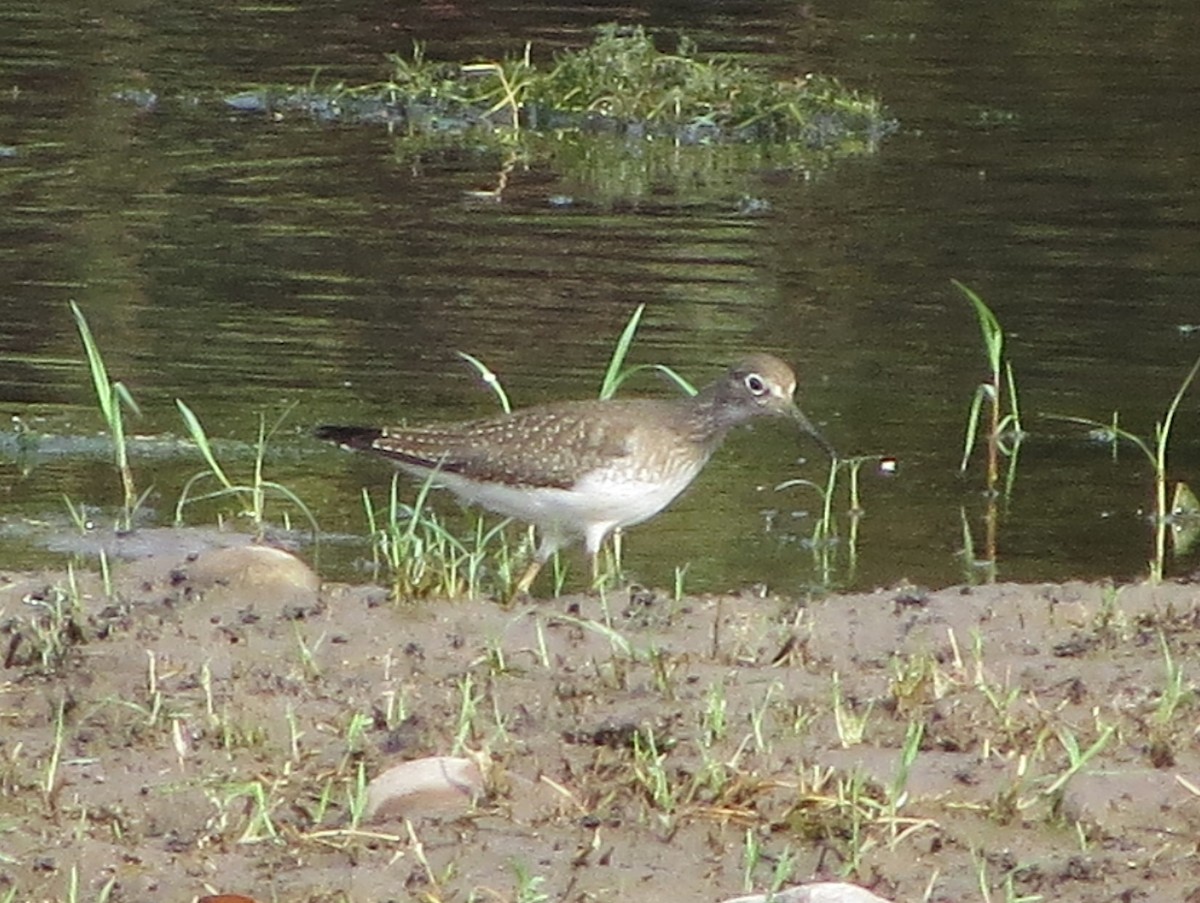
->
678 385 739 448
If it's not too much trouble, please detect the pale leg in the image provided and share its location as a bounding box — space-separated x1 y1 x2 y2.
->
511 526 567 597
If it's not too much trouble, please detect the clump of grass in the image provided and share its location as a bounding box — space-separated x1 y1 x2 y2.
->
1147 632 1190 767
69 301 146 530
530 25 886 145
955 280 1024 497
7 569 86 674
629 726 679 818
510 861 550 903
955 281 1025 583
363 472 511 600
272 25 891 153
175 400 319 541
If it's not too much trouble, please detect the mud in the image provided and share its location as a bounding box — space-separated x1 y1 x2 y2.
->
2 531 1199 902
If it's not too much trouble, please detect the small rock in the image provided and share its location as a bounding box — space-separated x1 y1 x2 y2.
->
722 883 894 903
365 755 485 822
186 545 318 600
224 91 270 113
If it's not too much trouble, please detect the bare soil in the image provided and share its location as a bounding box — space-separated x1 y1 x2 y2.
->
3 531 1200 903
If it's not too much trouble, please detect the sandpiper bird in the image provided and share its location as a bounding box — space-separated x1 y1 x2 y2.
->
316 353 834 595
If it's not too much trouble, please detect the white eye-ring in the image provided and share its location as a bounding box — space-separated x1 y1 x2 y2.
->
744 373 767 395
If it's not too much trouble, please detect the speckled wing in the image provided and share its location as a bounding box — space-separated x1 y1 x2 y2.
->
368 401 669 489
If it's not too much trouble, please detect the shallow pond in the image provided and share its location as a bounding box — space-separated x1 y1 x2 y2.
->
2 0 1198 593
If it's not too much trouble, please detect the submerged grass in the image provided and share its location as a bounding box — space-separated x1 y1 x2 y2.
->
775 454 880 590
1049 353 1200 583
63 302 318 549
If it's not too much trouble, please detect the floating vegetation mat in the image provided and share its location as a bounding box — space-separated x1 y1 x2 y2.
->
112 26 894 200
223 26 893 155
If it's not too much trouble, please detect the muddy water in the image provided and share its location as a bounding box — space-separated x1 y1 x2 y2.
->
2 0 1199 592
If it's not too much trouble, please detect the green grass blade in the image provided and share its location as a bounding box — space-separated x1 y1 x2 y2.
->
70 302 140 521
458 351 512 413
174 484 245 507
952 280 1003 371
1003 360 1021 432
1042 413 1155 464
1157 353 1200 470
113 381 142 417
69 301 115 424
603 362 696 398
176 399 235 490
174 471 216 524
110 388 128 464
600 304 646 400
960 387 986 473
259 480 321 540
650 363 696 396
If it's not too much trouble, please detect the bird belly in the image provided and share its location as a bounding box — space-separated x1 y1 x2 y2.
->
404 458 703 538
572 461 704 530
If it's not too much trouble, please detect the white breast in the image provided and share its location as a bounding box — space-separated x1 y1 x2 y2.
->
404 454 707 556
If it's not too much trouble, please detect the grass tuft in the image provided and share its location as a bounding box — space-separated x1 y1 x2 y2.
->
954 281 1024 494
368 25 892 149
69 301 143 530
175 399 319 543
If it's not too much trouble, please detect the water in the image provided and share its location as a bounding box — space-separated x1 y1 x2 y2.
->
1 0 1198 593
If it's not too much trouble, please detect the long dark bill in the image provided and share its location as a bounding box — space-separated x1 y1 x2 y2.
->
791 407 838 460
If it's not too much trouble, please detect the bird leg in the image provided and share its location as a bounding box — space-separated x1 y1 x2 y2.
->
509 528 565 599
588 529 623 591
589 546 617 591
589 550 602 590
512 557 544 597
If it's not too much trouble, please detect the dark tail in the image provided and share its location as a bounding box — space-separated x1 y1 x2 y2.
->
314 425 384 450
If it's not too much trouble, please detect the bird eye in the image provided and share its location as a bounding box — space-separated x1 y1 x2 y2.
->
744 373 767 395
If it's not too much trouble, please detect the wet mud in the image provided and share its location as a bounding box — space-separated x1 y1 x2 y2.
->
2 531 1199 902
